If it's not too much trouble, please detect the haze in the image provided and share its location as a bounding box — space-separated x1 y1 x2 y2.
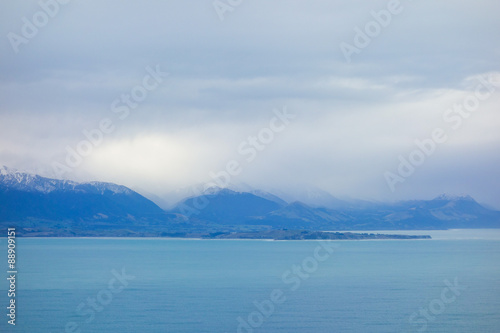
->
0 0 499 208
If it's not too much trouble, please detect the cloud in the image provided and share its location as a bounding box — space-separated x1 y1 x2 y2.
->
0 0 499 208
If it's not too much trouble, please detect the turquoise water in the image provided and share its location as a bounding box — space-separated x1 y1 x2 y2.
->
0 235 499 332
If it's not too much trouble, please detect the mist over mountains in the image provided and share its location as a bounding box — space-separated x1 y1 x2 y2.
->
1 166 499 236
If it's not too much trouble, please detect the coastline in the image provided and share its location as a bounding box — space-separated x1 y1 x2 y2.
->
9 230 432 241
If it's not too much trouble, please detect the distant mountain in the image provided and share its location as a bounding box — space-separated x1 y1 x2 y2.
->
265 185 356 209
256 201 351 229
173 187 282 225
2 166 499 236
171 186 500 230
223 184 289 207
249 190 288 207
0 166 169 231
309 194 500 230
376 194 500 229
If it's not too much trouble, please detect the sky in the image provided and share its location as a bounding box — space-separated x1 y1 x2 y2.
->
0 0 499 208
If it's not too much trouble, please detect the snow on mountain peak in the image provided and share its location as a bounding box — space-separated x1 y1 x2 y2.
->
0 165 20 176
83 181 134 195
434 193 474 201
202 185 225 195
0 166 133 195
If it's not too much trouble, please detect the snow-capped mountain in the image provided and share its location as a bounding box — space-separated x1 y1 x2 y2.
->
433 193 475 202
0 165 75 193
0 166 165 227
1 166 499 235
0 165 133 195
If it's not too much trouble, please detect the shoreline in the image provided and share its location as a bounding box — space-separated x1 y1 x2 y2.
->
6 230 432 241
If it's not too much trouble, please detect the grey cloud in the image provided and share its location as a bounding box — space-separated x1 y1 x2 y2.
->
0 0 499 208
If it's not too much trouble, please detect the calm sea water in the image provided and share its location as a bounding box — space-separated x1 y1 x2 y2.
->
1 230 499 332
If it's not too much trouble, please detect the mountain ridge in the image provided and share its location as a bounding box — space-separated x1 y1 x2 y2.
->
1 166 499 236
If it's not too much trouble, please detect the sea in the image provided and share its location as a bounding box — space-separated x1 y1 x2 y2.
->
1 229 499 332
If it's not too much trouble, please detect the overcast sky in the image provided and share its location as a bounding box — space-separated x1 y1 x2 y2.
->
0 0 499 208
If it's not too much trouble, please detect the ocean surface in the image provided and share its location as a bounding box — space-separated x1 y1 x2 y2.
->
1 230 500 332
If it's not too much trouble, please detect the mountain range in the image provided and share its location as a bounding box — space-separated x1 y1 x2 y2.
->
1 166 499 236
